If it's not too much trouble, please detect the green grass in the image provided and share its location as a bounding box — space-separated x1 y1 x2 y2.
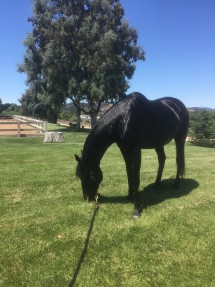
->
0 127 215 287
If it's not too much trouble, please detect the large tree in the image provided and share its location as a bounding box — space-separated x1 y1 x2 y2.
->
0 98 3 114
18 0 66 123
19 88 47 119
19 0 144 126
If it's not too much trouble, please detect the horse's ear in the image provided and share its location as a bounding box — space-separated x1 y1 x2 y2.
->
75 154 81 163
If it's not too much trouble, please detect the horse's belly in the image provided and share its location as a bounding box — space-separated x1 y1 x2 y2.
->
140 129 176 148
141 137 172 149
118 133 173 149
117 113 179 149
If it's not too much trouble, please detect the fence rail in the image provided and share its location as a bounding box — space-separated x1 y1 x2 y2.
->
0 115 12 119
0 116 47 137
13 116 47 132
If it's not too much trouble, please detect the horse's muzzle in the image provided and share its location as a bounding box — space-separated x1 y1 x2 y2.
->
83 193 96 202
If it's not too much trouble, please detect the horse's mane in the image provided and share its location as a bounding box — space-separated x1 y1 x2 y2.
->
95 93 148 131
96 99 124 127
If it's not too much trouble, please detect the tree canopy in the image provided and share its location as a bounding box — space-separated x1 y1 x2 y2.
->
0 98 3 114
18 0 144 125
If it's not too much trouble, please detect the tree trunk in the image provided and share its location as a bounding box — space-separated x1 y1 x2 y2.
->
76 106 81 129
90 113 98 128
44 132 65 143
47 107 58 123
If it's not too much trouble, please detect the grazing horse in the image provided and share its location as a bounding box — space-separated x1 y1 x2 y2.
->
75 92 189 217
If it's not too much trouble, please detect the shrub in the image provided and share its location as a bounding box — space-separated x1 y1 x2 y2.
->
190 138 215 148
189 110 215 148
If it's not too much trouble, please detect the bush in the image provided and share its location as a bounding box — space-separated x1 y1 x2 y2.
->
58 111 73 121
189 110 215 148
190 138 215 148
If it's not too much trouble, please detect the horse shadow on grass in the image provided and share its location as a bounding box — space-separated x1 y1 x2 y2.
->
99 178 199 212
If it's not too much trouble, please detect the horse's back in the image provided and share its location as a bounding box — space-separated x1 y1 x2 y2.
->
116 93 188 148
93 92 188 148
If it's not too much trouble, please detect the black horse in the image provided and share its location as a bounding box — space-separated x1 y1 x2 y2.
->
75 92 189 217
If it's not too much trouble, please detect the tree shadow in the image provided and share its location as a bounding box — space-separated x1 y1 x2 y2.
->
99 178 199 212
49 127 90 133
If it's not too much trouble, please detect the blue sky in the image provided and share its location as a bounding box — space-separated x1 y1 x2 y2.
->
0 0 214 108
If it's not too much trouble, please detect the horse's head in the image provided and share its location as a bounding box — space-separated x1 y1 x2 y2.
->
75 154 103 201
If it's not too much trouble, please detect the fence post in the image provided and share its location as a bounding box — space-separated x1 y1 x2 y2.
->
43 121 47 133
17 122 20 137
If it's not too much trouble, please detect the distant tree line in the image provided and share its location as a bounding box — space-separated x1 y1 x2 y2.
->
18 0 144 126
0 98 20 116
189 109 215 148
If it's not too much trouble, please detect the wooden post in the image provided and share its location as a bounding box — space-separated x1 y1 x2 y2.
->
17 122 20 137
43 121 47 133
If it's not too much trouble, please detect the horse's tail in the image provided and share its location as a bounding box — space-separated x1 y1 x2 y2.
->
175 109 189 178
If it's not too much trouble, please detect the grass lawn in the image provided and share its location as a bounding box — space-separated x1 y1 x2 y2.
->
0 126 215 287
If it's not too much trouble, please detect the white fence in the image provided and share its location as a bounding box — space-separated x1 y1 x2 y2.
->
13 116 47 133
0 116 47 137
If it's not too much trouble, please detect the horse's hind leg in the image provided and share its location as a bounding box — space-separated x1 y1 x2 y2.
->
174 138 186 188
154 146 166 187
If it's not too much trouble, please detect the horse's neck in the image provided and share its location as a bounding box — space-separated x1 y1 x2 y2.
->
83 125 113 165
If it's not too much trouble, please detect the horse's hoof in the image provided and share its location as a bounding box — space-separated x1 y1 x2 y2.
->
132 209 141 218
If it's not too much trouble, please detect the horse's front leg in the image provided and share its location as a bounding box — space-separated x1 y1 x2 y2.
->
131 148 142 217
119 145 142 217
118 145 132 199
